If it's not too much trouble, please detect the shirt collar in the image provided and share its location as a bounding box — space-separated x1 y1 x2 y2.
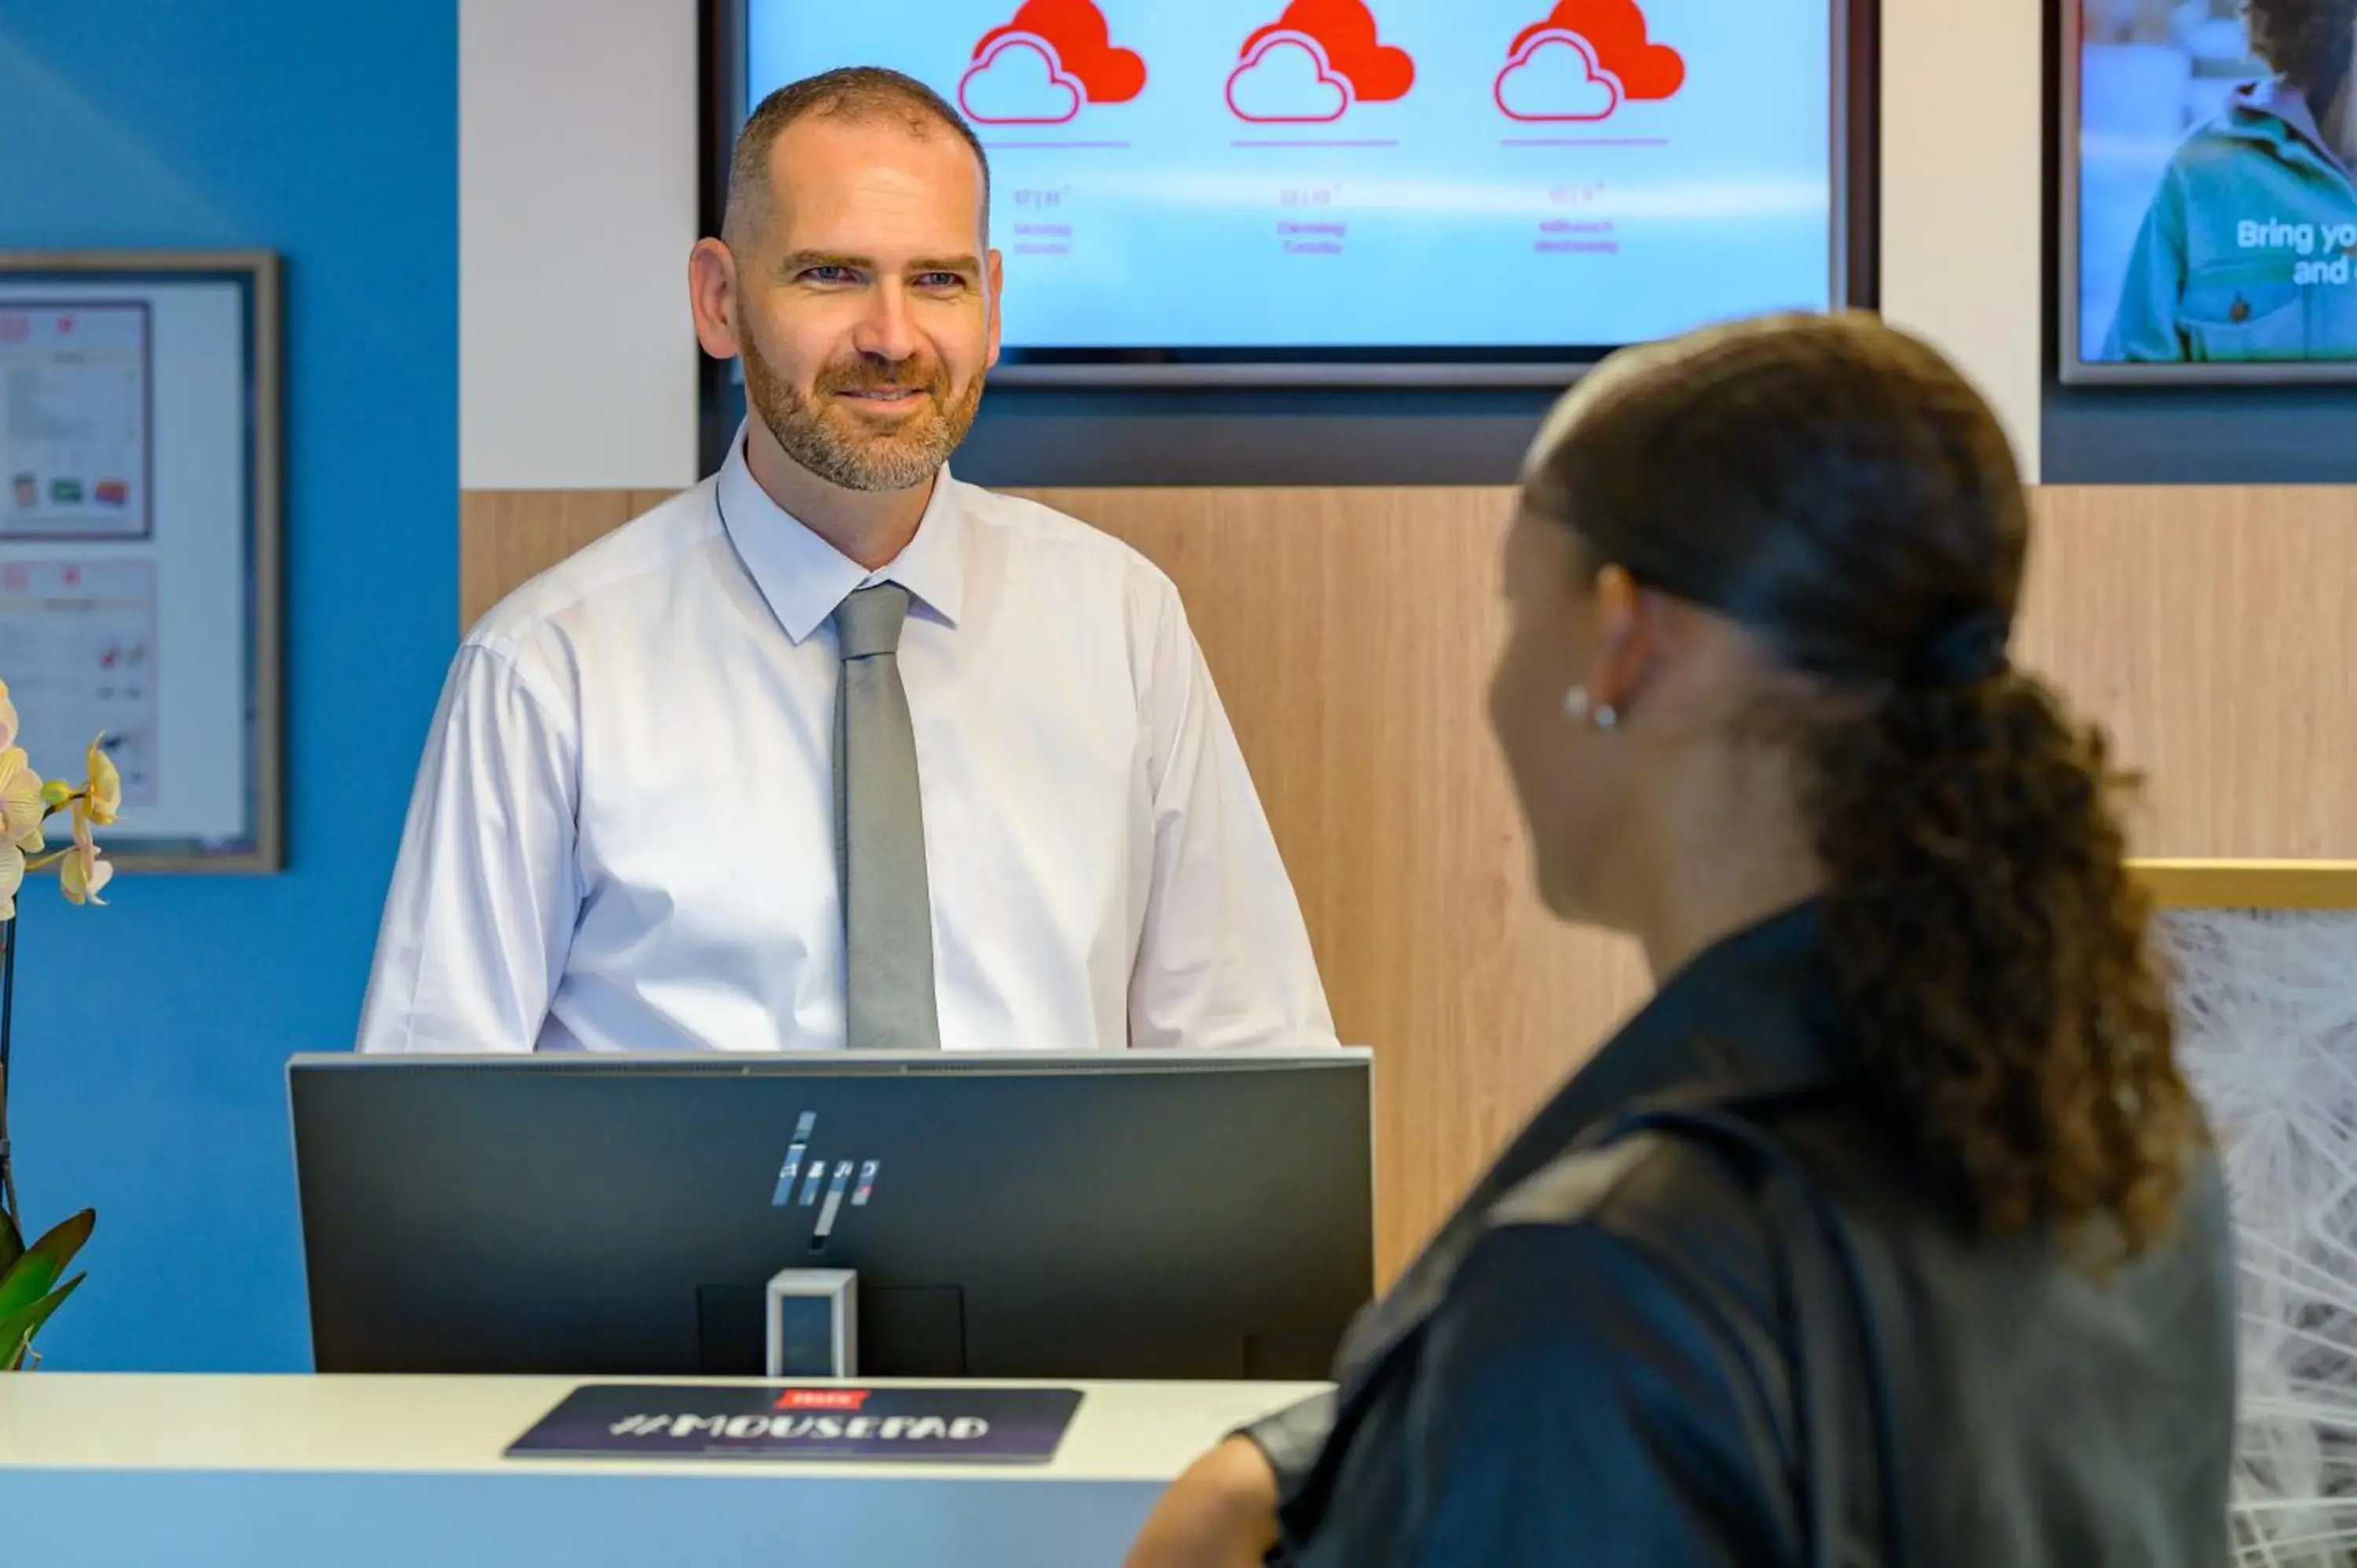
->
2228 77 2354 179
713 423 968 646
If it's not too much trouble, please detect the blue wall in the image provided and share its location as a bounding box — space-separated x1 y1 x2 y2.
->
0 5 456 1368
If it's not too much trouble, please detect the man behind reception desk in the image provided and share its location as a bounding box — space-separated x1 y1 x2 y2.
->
358 68 1332 1055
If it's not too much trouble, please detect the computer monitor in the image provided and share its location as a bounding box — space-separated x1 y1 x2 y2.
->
290 1050 1373 1381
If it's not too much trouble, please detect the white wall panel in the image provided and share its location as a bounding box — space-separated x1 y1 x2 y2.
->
460 0 701 489
1877 0 2046 480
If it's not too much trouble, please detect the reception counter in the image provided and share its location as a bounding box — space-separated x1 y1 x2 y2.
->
0 1375 1324 1566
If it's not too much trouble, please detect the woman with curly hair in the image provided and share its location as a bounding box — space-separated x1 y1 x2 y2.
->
1127 313 2234 1566
2105 0 2357 360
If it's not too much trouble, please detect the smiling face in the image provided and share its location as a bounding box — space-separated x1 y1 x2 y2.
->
721 114 1003 493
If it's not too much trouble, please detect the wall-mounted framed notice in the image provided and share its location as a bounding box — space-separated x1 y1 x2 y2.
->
0 251 281 870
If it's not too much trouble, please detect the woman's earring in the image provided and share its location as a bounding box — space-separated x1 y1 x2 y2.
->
1565 686 1619 730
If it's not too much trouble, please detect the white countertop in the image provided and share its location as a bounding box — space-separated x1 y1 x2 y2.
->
0 1373 1323 1482
0 1374 1323 1565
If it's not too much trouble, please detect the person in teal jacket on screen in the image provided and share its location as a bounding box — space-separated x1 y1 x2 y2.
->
2104 0 2357 361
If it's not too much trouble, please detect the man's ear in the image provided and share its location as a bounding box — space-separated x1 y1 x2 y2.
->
984 247 1004 371
688 237 742 361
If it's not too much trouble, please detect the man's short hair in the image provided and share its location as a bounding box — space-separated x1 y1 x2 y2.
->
2242 0 2357 86
724 67 992 250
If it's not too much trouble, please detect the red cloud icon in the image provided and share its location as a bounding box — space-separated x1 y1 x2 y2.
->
1237 0 1414 104
973 0 1146 103
1508 0 1683 101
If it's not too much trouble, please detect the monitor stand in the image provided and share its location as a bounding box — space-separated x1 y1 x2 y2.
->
696 1284 966 1378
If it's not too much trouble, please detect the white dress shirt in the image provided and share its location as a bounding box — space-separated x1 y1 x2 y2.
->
357 436 1335 1054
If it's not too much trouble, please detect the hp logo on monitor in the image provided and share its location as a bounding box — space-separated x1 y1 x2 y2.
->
769 1112 880 1245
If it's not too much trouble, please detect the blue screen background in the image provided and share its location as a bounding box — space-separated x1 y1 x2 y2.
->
746 0 1835 351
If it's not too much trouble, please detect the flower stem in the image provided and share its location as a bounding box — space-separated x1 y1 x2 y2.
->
0 914 16 1231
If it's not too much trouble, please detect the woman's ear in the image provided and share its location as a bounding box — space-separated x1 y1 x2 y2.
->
1588 564 1651 714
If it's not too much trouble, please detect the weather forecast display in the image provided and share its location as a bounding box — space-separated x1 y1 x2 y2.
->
746 0 1838 357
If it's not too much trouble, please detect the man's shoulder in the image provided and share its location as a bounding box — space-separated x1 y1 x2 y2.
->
465 482 725 658
952 478 1180 603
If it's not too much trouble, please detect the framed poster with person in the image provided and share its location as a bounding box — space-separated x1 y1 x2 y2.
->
0 251 282 870
2061 0 2357 381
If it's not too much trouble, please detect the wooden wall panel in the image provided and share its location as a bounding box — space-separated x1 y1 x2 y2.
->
456 490 681 628
456 482 2357 1269
2013 488 2357 859
1057 488 1654 1277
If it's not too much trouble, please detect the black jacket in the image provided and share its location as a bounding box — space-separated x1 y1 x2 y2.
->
1248 903 2236 1566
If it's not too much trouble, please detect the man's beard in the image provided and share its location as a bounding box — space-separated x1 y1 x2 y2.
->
742 331 984 493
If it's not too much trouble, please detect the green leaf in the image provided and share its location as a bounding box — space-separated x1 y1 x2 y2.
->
0 1273 83 1372
0 1208 94 1321
0 1209 22 1279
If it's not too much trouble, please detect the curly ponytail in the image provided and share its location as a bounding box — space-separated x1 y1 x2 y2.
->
1527 311 2203 1257
1802 673 2196 1252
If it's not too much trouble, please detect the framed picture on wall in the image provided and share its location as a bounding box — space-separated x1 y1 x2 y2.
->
0 251 283 870
2060 0 2357 383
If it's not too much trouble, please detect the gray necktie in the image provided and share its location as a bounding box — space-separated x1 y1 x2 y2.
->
832 583 943 1051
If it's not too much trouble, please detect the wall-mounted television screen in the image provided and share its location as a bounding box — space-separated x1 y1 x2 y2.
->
724 0 1868 384
2063 0 2357 382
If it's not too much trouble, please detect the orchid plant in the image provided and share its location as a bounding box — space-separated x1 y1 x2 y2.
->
0 676 112 1370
